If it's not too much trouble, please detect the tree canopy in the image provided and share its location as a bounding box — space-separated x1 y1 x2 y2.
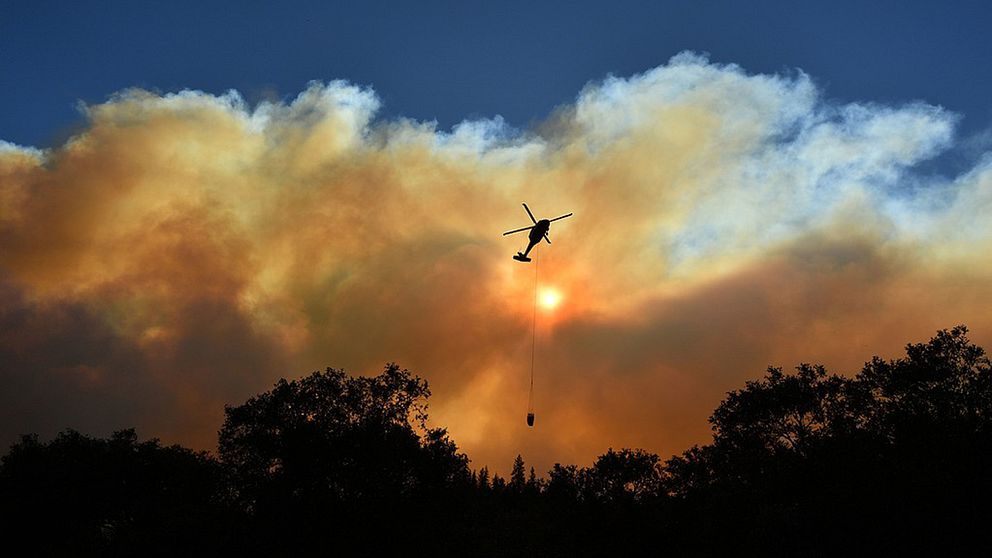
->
3 327 991 555
218 364 469 508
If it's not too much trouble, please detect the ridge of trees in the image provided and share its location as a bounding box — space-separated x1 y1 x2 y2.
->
2 326 991 555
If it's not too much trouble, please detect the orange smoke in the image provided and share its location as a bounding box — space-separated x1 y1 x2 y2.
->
2 54 992 475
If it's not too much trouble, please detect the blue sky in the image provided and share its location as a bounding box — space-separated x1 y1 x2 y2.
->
3 0 991 158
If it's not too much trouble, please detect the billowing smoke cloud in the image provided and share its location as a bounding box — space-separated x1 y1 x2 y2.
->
2 53 991 473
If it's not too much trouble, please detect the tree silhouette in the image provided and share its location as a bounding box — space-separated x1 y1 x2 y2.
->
491 473 506 492
4 326 992 555
510 454 527 493
477 465 490 491
527 466 541 494
217 363 471 553
858 324 992 435
584 448 662 503
219 364 468 510
659 326 992 555
545 463 582 503
710 363 852 455
0 429 231 555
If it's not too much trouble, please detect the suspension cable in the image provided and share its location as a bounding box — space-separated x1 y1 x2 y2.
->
528 246 539 415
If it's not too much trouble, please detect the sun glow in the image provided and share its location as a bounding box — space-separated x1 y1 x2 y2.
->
538 287 562 310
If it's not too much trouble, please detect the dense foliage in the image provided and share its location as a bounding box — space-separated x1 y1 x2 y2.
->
0 429 232 555
3 328 991 556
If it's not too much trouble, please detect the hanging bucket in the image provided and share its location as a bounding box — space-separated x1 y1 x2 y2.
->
526 412 535 427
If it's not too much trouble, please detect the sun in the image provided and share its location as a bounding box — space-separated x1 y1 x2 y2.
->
538 287 563 310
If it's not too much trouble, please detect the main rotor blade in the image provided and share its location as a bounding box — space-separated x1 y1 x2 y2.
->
543 233 551 245
502 225 535 236
548 212 573 223
522 203 538 224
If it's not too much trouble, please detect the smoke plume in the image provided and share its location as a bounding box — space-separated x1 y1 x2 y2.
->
2 53 991 473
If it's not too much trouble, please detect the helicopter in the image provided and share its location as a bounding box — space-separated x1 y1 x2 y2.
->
502 203 573 262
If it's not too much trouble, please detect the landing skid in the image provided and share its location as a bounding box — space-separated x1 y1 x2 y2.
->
513 253 532 262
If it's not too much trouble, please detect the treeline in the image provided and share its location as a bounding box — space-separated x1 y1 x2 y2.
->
2 326 991 556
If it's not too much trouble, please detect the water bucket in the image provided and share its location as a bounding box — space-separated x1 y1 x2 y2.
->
526 412 535 427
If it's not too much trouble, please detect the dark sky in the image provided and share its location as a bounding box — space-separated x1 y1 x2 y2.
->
2 0 991 151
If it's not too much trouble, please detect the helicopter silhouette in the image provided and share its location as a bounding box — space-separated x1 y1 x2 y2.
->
502 203 573 262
